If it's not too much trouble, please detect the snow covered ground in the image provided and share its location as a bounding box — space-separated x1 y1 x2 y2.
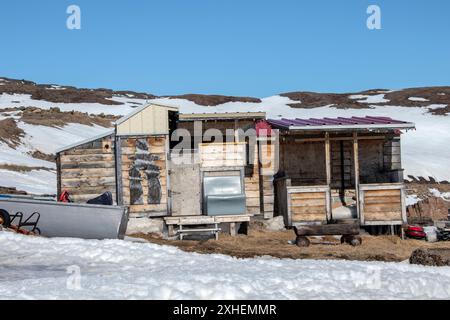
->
0 232 450 300
0 91 449 194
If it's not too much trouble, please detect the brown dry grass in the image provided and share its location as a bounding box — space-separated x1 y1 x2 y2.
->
27 150 55 163
0 164 50 172
20 107 117 128
0 118 24 148
0 186 27 195
133 227 450 262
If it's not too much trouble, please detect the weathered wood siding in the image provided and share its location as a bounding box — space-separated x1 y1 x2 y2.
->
331 140 354 189
359 184 406 225
58 134 117 203
199 143 246 167
244 141 261 215
383 137 403 182
259 138 276 218
279 139 327 186
120 136 168 216
287 186 330 225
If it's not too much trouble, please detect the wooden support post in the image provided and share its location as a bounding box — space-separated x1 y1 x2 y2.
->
325 132 332 221
168 225 175 238
234 119 240 142
115 135 123 206
353 132 361 220
230 222 237 237
179 224 183 240
325 133 331 186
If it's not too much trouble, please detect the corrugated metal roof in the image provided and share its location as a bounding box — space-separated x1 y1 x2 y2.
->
267 116 415 131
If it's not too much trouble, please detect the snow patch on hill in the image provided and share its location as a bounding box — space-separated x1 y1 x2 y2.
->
349 94 390 104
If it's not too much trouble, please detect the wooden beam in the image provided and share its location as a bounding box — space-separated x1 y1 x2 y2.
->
353 132 361 221
293 223 359 236
56 154 62 199
115 135 123 206
325 133 331 186
164 135 171 215
325 133 332 221
230 222 237 236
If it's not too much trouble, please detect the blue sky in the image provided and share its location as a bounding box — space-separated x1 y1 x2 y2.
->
0 0 449 97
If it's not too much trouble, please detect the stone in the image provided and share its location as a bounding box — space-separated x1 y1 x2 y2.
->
262 216 286 231
126 217 165 236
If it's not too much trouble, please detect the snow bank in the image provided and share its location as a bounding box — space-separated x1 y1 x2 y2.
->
1 232 450 300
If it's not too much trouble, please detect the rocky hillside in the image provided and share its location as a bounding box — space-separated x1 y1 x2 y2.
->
0 76 449 194
2 76 450 111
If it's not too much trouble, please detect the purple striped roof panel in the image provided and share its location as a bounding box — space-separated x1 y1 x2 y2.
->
267 116 414 130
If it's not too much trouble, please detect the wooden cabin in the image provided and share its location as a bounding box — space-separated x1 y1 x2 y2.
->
56 103 178 217
268 116 415 232
56 105 273 236
56 104 415 237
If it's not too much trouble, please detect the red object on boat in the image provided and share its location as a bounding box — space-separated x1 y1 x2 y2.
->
58 190 72 203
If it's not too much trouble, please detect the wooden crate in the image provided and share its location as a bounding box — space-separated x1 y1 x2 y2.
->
359 183 406 226
286 186 331 225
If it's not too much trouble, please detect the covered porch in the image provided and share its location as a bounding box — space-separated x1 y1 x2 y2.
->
269 116 415 232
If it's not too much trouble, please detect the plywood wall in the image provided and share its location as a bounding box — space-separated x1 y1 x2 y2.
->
58 135 116 203
279 140 327 186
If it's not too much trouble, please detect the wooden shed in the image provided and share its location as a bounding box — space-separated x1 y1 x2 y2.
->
269 116 415 231
56 105 415 237
56 103 178 217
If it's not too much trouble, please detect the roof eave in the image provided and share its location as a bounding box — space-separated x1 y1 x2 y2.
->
287 123 416 131
55 129 115 154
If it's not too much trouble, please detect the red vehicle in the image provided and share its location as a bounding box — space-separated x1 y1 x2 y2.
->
405 225 426 239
